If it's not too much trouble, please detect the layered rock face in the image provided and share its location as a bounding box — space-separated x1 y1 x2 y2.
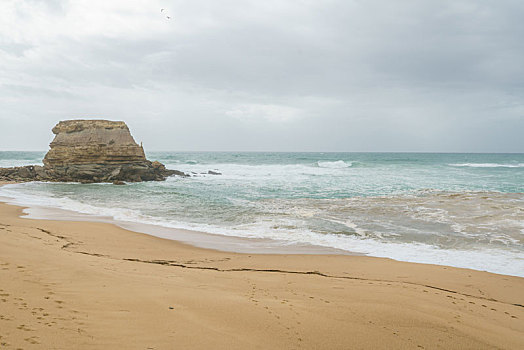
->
44 120 147 167
0 119 185 183
43 120 165 182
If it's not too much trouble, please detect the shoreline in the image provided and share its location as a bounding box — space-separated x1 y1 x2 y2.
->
2 182 523 278
0 185 523 348
0 188 353 256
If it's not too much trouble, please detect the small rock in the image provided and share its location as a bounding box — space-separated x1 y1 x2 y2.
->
112 180 126 185
208 170 222 175
151 161 166 170
162 169 189 177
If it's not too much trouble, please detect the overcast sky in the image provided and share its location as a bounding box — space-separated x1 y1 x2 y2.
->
1 0 523 152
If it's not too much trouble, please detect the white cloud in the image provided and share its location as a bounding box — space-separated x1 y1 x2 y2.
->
0 0 170 43
0 0 523 151
225 104 302 123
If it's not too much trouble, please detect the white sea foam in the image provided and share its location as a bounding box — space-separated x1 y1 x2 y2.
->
1 151 523 278
317 160 352 168
167 162 351 181
449 163 524 168
0 159 44 167
1 183 523 277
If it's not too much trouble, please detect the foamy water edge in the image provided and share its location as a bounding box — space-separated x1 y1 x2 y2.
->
1 183 523 278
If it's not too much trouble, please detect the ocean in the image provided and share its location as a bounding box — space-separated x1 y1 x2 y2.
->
1 151 523 277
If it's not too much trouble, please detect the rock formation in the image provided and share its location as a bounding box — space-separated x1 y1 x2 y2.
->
43 120 167 182
0 119 187 183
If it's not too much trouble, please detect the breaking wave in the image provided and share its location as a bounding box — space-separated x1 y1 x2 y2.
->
317 160 353 168
1 151 524 277
449 163 524 168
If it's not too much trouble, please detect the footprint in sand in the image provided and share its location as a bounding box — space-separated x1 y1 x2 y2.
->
24 336 40 344
17 324 33 332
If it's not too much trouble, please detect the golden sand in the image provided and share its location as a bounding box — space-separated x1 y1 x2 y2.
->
0 190 523 348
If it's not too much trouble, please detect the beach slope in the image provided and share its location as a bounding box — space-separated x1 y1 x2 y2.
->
0 201 523 349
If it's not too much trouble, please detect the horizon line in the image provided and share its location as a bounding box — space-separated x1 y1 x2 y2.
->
1 149 523 155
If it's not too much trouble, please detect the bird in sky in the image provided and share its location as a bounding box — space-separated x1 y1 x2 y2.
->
161 8 171 20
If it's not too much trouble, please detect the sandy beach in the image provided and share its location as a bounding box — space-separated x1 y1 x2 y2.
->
1 187 523 349
3 1 524 347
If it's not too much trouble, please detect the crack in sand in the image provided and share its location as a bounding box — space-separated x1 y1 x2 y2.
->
121 258 524 309
35 227 67 240
31 227 523 310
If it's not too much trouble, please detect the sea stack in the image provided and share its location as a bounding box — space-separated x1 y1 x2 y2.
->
0 119 182 183
43 119 177 182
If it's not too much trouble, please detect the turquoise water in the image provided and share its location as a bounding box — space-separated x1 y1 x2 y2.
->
1 151 523 276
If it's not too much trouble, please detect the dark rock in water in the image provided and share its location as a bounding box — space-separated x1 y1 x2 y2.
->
151 161 189 177
0 119 187 183
112 180 126 185
208 170 222 175
168 169 190 177
0 165 49 182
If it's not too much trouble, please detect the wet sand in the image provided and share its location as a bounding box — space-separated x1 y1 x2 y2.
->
0 192 523 348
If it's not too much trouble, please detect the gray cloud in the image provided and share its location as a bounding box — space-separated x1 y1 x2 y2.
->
0 0 523 152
